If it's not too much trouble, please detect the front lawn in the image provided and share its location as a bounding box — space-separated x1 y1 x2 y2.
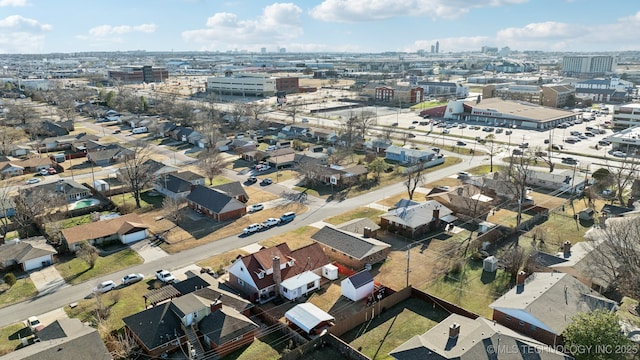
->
65 280 149 333
0 322 29 356
426 259 513 318
55 249 143 285
323 207 385 225
0 277 38 309
342 297 449 360
258 226 316 250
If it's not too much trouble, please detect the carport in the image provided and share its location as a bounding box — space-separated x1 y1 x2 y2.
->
143 286 181 307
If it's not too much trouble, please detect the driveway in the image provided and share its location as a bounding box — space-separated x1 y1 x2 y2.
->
129 239 169 263
30 266 67 295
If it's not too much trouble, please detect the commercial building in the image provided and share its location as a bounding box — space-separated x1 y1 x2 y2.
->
541 84 576 108
361 83 423 104
572 78 632 104
612 103 640 129
107 65 168 83
444 98 578 130
206 73 276 97
275 77 299 94
562 55 616 77
483 84 541 104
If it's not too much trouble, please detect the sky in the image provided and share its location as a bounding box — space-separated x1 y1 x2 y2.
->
1 0 640 54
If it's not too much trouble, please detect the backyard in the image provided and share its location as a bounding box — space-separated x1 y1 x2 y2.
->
341 297 449 360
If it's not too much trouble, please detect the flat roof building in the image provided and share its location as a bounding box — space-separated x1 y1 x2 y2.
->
206 73 276 97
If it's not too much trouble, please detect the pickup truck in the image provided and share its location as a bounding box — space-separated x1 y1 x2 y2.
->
155 269 175 284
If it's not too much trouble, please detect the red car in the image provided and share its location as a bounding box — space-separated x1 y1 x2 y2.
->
47 168 57 175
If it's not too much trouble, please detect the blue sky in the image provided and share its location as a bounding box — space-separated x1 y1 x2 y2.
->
0 0 639 54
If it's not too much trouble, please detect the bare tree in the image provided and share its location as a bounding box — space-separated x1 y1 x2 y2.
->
353 110 377 140
0 180 17 237
505 150 536 247
381 127 394 141
404 160 427 200
502 246 526 280
56 92 78 123
77 242 99 268
283 101 302 124
533 145 555 172
296 161 322 187
0 125 26 156
198 148 225 185
162 196 186 226
606 158 639 205
12 187 65 237
483 134 501 172
118 141 153 209
338 114 357 149
584 216 640 298
5 102 36 126
246 101 269 124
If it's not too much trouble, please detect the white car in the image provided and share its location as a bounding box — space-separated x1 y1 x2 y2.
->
247 204 264 213
242 223 263 234
262 218 281 228
26 178 41 184
612 151 626 157
26 316 43 332
122 273 144 285
93 280 117 293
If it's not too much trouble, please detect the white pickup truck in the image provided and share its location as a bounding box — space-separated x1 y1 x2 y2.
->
155 269 175 284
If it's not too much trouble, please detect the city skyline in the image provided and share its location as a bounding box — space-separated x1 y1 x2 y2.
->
0 0 639 55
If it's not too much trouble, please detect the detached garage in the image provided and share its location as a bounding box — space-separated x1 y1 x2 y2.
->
0 237 57 271
285 303 335 335
118 221 149 244
341 270 374 302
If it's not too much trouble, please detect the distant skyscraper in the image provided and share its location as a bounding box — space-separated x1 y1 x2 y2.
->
435 41 439 54
279 48 286 53
431 45 435 53
261 47 266 54
562 55 616 76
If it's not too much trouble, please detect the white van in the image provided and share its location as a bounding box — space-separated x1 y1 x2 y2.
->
132 126 148 134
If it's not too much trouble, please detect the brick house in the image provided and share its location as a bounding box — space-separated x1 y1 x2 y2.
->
186 185 246 221
311 225 390 271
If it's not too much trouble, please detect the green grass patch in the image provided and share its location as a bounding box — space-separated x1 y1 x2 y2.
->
224 333 282 360
467 164 507 175
426 259 513 318
521 211 592 247
410 101 448 109
65 280 149 333
56 249 143 285
58 212 111 229
0 277 38 309
205 176 234 187
0 322 29 356
324 207 385 225
342 297 449 360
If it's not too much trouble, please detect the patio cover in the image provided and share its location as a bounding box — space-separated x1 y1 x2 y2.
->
285 303 334 334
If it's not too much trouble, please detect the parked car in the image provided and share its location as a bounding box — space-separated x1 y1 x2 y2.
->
598 140 611 146
39 169 50 176
262 218 281 228
93 280 117 293
408 126 416 129
47 168 57 175
457 171 471 179
512 149 523 156
260 178 273 186
442 129 450 134
280 211 296 223
26 178 41 184
112 129 121 134
26 316 43 333
246 176 257 184
562 157 578 165
247 204 264 213
155 269 175 284
612 151 627 158
122 273 144 285
391 122 398 126
243 223 263 234
456 141 467 146
505 130 513 135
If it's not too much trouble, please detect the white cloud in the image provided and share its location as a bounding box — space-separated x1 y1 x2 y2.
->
0 0 27 7
88 23 158 37
182 2 303 51
310 0 527 23
0 15 50 53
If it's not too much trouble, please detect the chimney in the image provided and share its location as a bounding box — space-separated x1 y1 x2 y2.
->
563 241 572 258
432 207 441 228
516 271 527 293
449 323 460 339
210 294 223 313
456 187 464 196
363 227 371 238
273 256 282 298
628 196 635 208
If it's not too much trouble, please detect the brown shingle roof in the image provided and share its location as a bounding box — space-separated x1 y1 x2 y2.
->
61 213 148 244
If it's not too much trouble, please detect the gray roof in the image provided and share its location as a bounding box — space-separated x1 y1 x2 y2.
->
336 217 381 234
489 272 617 335
174 170 204 182
211 181 248 200
347 270 374 289
192 285 254 313
186 185 245 214
382 200 453 229
390 314 572 360
0 237 57 264
170 293 210 318
198 306 258 345
0 318 111 360
122 302 184 350
159 173 193 194
311 226 390 260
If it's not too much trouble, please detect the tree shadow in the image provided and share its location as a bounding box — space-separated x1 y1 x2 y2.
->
8 327 32 341
480 269 497 284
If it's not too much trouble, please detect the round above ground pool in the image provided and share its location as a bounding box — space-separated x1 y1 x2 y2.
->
71 198 101 210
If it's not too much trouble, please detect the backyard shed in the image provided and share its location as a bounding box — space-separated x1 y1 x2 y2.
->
279 271 321 301
285 303 335 335
341 270 374 302
322 264 338 280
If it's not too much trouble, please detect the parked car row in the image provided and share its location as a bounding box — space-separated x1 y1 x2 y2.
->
242 212 296 235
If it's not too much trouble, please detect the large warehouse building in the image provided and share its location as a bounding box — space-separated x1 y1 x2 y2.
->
206 73 276 97
443 98 578 130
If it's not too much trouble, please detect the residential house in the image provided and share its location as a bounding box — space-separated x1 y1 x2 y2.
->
230 138 258 154
310 164 369 187
279 125 309 139
284 303 335 336
124 289 258 359
60 213 149 252
211 181 249 203
186 185 246 221
385 145 437 164
390 313 572 360
0 198 15 218
489 272 618 346
174 171 206 186
441 185 495 219
155 120 177 137
0 237 57 271
309 129 338 143
0 162 24 178
294 151 328 165
40 120 70 137
226 242 330 303
171 126 197 143
141 159 180 178
335 217 381 237
365 138 393 154
380 200 455 238
16 156 53 173
27 179 90 203
3 144 30 157
311 225 390 271
0 318 112 360
264 147 296 169
154 173 195 199
86 145 133 166
526 169 584 194
341 270 375 302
